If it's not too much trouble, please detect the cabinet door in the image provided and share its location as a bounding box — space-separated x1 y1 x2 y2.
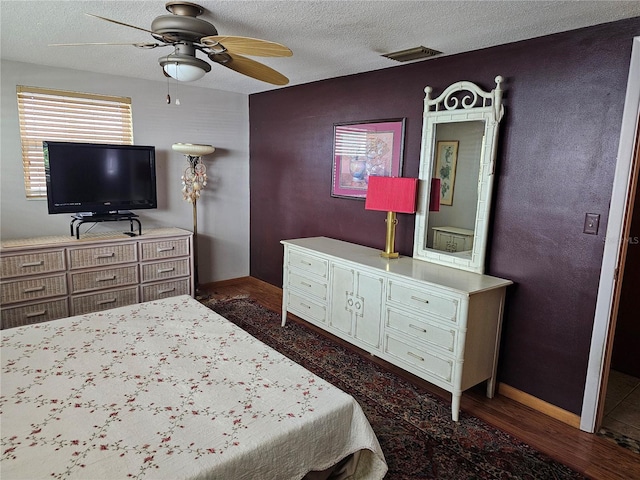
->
353 271 383 348
329 263 354 334
329 263 383 348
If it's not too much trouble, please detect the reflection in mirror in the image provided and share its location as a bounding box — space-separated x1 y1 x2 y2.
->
413 76 504 273
426 121 484 253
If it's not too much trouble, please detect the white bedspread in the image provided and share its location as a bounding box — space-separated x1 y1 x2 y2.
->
0 295 387 479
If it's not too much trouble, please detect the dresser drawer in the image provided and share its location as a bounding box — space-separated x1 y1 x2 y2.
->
68 244 137 269
1 274 67 305
1 298 69 329
141 258 190 283
288 250 328 279
287 270 328 300
384 333 454 384
386 308 457 353
141 278 191 302
140 238 190 261
71 287 138 315
69 265 139 294
387 280 458 322
1 250 66 278
287 292 327 324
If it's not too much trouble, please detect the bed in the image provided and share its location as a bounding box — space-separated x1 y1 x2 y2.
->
0 295 387 479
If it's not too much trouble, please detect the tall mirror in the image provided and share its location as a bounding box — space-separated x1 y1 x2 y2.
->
413 76 505 273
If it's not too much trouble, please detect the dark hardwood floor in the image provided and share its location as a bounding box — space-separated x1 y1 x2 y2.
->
200 277 640 480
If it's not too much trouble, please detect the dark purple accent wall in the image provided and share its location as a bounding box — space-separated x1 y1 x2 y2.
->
249 18 640 414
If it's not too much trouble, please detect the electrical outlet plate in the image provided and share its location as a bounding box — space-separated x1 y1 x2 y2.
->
584 213 600 235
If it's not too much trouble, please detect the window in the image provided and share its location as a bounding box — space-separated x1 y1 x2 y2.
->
16 86 133 198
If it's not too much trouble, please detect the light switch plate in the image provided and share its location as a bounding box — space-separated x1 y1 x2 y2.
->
584 213 600 235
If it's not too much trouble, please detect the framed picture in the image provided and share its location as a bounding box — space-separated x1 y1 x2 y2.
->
434 140 459 206
331 119 406 199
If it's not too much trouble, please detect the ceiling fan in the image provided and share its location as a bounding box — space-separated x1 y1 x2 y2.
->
50 1 292 85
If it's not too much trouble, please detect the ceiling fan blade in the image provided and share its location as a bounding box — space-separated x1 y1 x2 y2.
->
86 13 157 35
201 35 292 57
49 42 162 49
86 13 180 44
210 52 289 85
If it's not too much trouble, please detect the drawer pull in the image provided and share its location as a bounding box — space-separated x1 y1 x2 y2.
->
21 261 44 268
300 281 311 288
23 285 46 293
407 351 425 362
96 252 116 259
157 267 175 274
158 287 176 294
300 260 312 266
96 275 117 282
410 295 430 304
157 246 175 253
347 298 354 306
96 298 117 306
299 302 312 310
409 324 427 333
26 309 47 318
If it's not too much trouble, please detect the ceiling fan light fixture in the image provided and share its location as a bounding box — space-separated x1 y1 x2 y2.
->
159 53 211 81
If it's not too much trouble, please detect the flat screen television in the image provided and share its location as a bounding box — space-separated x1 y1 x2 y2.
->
43 141 157 215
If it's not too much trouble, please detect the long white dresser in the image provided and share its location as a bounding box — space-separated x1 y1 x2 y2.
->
1 228 194 329
281 236 512 421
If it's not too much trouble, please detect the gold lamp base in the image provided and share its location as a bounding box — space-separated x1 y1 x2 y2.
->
380 211 400 258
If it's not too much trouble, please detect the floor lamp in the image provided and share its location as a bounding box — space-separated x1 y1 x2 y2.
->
365 176 418 258
172 143 216 289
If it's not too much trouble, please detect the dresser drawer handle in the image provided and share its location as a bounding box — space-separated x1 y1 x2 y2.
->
96 252 115 259
410 295 430 304
96 298 117 306
299 302 312 310
409 324 427 333
300 281 311 288
157 246 175 253
21 261 44 268
158 287 176 294
26 309 47 318
407 351 425 362
23 285 46 293
157 267 175 274
96 275 117 282
300 260 312 266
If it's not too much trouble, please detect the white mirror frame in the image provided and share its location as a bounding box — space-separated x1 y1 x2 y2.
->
413 76 505 273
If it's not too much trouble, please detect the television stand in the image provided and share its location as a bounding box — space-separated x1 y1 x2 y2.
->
70 212 141 239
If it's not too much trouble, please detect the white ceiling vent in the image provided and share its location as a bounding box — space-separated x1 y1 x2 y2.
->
382 46 442 62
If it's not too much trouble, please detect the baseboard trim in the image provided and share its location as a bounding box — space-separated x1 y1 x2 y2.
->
200 276 253 289
498 383 581 428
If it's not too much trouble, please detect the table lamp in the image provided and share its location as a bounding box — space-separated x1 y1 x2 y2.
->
365 176 418 258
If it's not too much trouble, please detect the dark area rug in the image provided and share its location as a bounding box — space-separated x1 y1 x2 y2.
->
202 297 586 479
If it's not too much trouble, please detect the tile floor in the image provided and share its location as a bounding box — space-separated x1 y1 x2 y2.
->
599 369 640 453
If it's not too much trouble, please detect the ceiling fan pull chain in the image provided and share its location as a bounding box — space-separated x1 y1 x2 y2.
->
175 71 181 105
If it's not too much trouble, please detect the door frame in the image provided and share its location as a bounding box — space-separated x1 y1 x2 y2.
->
581 36 640 432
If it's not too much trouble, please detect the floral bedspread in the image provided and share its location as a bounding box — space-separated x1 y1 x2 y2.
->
0 295 386 479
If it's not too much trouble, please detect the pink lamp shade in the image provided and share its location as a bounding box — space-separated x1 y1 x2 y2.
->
365 176 418 213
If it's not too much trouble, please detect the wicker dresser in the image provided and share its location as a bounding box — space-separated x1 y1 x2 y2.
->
1 228 194 329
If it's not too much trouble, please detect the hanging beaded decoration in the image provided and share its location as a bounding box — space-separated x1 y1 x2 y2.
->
181 155 207 203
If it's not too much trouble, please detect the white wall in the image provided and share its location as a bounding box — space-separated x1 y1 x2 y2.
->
0 60 249 284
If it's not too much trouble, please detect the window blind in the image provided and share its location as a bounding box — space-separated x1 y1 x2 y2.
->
16 86 133 198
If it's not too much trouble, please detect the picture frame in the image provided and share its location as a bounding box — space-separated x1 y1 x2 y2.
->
331 119 406 199
434 140 459 206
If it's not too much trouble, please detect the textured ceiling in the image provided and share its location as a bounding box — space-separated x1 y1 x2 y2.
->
2 1 639 95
